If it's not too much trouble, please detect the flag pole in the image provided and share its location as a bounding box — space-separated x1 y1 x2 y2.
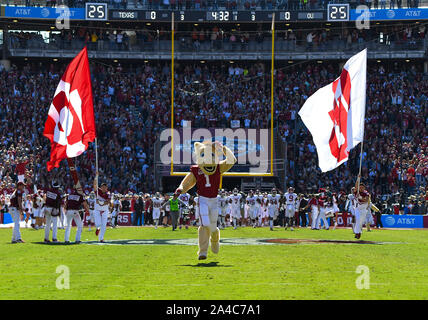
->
95 137 99 198
170 12 175 176
356 140 364 197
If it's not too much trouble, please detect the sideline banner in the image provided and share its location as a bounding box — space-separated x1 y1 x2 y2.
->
381 214 424 228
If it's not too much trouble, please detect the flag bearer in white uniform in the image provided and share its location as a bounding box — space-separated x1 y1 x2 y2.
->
353 177 371 240
93 172 111 242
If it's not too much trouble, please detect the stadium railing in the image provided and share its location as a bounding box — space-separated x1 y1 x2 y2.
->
7 35 426 56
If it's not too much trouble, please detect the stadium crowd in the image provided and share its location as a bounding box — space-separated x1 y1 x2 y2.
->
0 59 426 211
8 23 426 53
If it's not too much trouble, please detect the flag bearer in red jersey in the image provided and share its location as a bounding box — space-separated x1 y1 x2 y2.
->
44 181 63 243
93 172 111 242
64 188 89 244
10 182 25 243
174 141 236 260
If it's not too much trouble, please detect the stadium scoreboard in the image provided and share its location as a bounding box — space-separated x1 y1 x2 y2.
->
107 9 329 22
2 3 426 22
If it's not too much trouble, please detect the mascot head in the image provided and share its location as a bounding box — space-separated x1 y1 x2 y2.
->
194 141 222 176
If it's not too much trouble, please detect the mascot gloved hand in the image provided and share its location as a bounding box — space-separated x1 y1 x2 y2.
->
175 141 237 260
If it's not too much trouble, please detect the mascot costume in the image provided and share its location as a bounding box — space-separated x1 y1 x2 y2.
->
174 141 236 260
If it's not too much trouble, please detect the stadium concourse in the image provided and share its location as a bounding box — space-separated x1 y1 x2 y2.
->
0 60 426 213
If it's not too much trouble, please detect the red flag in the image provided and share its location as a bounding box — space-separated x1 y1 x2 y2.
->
43 47 96 171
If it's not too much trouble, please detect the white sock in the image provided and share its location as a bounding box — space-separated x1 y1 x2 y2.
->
269 220 273 228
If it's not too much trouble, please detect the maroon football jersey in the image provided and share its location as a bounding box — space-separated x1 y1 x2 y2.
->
190 165 221 198
45 188 61 208
10 189 23 208
66 192 84 210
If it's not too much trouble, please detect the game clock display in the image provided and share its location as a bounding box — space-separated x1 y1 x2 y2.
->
327 4 350 21
85 2 107 21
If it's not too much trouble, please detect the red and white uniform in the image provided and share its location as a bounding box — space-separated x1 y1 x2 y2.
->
246 195 258 219
315 195 329 229
228 193 242 219
15 160 29 183
267 194 281 218
43 187 62 241
178 193 191 207
308 197 319 229
64 191 84 242
190 165 221 231
94 188 111 241
190 165 221 198
10 188 24 242
32 192 44 218
353 190 370 235
151 197 164 220
284 192 298 217
217 195 228 216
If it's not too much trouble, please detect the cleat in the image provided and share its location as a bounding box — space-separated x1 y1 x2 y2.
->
290 227 294 231
75 241 81 244
270 227 273 231
99 240 105 243
64 241 70 244
11 240 17 244
44 239 51 243
17 239 25 243
198 254 207 260
52 239 58 243
95 228 100 236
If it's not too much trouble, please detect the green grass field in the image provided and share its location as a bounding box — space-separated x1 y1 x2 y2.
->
1 225 428 300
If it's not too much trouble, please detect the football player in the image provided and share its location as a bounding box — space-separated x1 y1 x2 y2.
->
93 173 112 242
43 181 63 243
111 193 122 228
178 192 191 229
87 191 96 231
229 188 242 229
217 190 228 229
284 187 298 230
267 188 281 231
151 192 164 229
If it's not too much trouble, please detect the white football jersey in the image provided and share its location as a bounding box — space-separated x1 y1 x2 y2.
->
88 198 95 210
284 192 298 205
152 197 164 209
229 194 242 207
255 194 263 206
347 194 356 209
217 195 228 208
267 194 281 206
246 195 257 207
178 193 191 206
112 199 121 212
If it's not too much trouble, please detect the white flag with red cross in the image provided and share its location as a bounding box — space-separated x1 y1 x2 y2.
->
298 49 367 172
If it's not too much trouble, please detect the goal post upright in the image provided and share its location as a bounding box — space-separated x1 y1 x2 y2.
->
169 14 276 178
